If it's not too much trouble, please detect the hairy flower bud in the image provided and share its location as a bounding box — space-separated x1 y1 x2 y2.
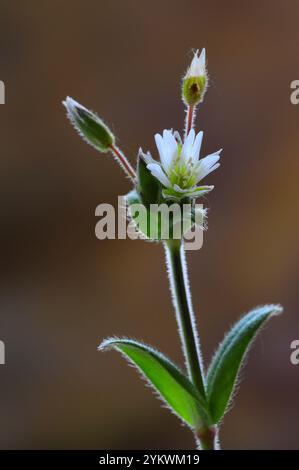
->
182 49 208 106
63 96 114 152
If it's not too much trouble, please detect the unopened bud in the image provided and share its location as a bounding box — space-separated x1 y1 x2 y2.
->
63 96 114 152
182 48 208 106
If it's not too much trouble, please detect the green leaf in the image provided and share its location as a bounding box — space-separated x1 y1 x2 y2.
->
99 337 210 429
206 304 283 424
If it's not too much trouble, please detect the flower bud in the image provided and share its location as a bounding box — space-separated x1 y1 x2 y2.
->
182 49 208 106
63 96 114 152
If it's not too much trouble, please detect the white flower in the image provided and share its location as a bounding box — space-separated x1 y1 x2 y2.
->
185 48 206 78
142 129 221 200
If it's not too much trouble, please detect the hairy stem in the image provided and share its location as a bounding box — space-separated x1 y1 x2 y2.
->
196 426 218 450
110 143 136 181
184 105 195 138
164 239 217 450
164 239 205 397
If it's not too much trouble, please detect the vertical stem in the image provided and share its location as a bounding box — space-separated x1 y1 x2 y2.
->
185 105 195 138
196 425 218 450
165 239 218 450
164 239 206 397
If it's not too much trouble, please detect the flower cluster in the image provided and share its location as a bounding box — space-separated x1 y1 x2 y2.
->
63 48 222 237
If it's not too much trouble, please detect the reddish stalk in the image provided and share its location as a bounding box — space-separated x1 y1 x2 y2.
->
185 105 195 138
110 144 136 181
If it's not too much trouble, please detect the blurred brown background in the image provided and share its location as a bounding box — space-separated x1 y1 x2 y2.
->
0 0 298 450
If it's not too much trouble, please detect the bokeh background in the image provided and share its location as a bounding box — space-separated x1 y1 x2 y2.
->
0 0 298 450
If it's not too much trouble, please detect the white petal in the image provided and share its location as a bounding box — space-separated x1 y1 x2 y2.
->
199 152 220 171
185 48 206 78
195 150 221 183
181 128 195 162
163 130 178 165
138 147 155 165
154 133 173 172
147 163 171 188
198 48 206 70
191 131 203 163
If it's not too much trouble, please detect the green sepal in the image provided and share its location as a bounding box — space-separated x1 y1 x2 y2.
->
182 75 206 106
137 153 161 206
126 190 195 241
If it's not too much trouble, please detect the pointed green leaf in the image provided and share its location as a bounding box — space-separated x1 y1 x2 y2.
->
99 338 210 429
206 304 283 424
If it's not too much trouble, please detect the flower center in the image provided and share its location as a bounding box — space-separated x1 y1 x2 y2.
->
168 147 197 189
